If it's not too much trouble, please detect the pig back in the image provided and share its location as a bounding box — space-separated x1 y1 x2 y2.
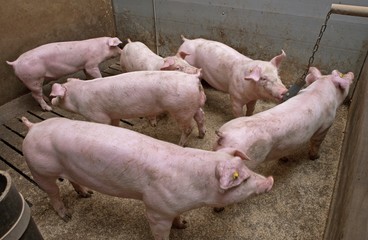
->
179 38 249 92
120 41 163 71
85 71 204 118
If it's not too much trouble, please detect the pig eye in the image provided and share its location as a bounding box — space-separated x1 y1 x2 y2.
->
242 176 249 183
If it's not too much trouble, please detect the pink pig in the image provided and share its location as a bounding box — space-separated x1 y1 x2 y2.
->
21 117 273 240
120 39 200 74
7 37 123 111
214 67 354 170
50 71 206 146
177 36 288 117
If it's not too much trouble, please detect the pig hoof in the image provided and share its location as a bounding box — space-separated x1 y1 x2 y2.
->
198 131 206 139
60 211 72 222
76 189 94 198
172 217 188 229
78 191 92 198
213 207 225 213
41 104 53 111
309 154 320 161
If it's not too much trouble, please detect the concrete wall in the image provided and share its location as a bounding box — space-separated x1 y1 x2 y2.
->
113 0 368 87
0 0 116 106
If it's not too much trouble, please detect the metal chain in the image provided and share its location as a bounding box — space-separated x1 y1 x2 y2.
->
297 10 333 85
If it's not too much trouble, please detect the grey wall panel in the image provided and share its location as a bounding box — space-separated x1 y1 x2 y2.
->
113 0 367 86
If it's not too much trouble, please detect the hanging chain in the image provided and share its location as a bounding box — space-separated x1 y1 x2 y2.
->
297 10 333 85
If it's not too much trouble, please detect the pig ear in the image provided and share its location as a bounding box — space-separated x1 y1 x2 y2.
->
160 58 175 70
305 67 322 85
196 68 203 78
331 70 354 90
50 83 66 98
177 51 190 59
66 77 80 82
108 37 122 47
216 147 251 161
270 50 286 69
216 160 250 191
244 66 261 81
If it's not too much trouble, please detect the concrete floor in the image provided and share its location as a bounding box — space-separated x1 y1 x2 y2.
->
0 62 348 239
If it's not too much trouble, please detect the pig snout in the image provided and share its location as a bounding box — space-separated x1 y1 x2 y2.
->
256 176 274 194
268 83 288 102
276 87 288 102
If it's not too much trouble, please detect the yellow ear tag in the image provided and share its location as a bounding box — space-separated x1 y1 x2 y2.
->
339 73 344 78
232 171 239 180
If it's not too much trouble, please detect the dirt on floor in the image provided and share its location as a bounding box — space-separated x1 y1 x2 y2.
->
0 63 348 240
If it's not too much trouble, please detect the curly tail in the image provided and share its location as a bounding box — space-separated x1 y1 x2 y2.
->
21 117 34 129
6 60 15 65
180 34 188 41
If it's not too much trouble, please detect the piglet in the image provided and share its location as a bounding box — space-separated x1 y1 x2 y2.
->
214 67 354 170
21 117 273 240
7 37 123 111
177 36 288 117
50 70 206 146
120 39 200 74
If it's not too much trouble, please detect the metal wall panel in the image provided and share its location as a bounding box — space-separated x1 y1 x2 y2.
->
113 0 368 86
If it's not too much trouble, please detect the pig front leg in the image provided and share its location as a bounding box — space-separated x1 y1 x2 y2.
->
309 127 331 160
230 94 256 117
83 66 102 79
145 209 174 240
230 95 244 117
193 108 206 139
245 100 257 116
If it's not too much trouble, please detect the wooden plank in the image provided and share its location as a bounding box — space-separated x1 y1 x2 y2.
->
0 125 24 156
108 63 122 72
51 107 87 121
324 55 368 240
102 67 122 76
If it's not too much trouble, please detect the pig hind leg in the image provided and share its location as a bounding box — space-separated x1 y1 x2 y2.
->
23 77 52 111
309 127 331 160
193 108 206 138
32 172 72 222
174 116 193 146
70 181 93 198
